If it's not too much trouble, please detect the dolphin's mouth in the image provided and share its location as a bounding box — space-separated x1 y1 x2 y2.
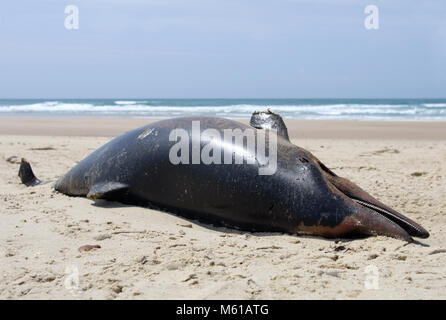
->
352 198 429 239
318 161 429 240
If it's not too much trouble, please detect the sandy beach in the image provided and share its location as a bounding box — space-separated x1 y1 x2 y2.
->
1 118 445 300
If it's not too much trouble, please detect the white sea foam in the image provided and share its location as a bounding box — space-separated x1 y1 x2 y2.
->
114 101 147 105
423 103 446 108
0 101 445 120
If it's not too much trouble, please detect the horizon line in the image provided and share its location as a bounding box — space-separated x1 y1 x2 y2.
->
1 97 446 100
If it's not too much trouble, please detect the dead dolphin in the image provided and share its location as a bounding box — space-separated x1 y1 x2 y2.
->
21 111 429 242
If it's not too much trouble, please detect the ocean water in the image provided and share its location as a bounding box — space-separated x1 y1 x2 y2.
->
0 99 445 120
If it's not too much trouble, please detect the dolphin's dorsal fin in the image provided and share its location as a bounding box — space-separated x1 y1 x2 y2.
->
249 110 290 141
87 182 130 200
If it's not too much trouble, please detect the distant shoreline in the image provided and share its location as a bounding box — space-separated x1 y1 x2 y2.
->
1 98 446 121
1 117 445 140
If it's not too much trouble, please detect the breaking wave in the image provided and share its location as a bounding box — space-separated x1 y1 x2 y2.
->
0 99 445 120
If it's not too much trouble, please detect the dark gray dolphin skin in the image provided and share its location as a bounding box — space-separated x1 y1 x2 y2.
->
27 111 428 242
250 109 290 141
19 158 41 186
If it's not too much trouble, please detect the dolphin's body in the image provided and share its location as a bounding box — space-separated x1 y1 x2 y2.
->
23 111 429 242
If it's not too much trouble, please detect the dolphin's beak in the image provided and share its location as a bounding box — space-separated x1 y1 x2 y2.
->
318 161 429 241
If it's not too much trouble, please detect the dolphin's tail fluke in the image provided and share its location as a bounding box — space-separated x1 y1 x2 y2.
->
19 158 41 187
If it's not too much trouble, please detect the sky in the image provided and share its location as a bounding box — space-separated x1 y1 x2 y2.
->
0 0 445 99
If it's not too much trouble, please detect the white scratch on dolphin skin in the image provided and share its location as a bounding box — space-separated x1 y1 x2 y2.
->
137 128 154 140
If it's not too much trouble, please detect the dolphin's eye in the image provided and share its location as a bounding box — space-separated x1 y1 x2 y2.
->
298 157 309 163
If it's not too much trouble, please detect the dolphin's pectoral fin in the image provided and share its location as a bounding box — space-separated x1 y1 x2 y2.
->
250 110 290 141
87 182 130 200
19 158 41 187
